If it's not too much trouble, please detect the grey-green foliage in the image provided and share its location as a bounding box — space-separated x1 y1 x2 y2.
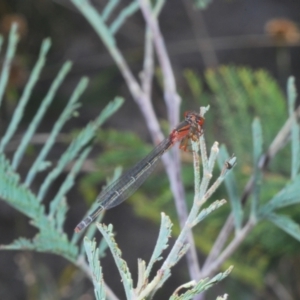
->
250 78 300 240
205 66 286 162
217 145 242 230
183 66 300 289
97 223 134 299
84 237 106 300
209 73 300 240
82 123 236 299
71 0 140 55
84 212 232 300
0 25 123 264
0 7 232 300
169 266 233 300
184 66 287 168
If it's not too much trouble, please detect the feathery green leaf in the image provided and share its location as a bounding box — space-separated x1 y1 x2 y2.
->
266 213 300 242
169 266 233 299
145 212 172 278
259 174 300 217
84 237 106 300
287 76 300 179
97 223 134 299
0 24 18 109
251 118 263 218
217 145 242 229
110 1 139 35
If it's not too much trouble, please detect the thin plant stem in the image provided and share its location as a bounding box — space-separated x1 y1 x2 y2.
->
201 219 255 278
138 0 181 127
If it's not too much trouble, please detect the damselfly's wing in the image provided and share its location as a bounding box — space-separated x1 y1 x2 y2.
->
95 137 172 210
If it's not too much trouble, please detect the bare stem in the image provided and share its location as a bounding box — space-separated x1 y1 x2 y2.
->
138 0 201 282
141 28 154 96
202 215 234 270
138 0 180 127
201 219 255 278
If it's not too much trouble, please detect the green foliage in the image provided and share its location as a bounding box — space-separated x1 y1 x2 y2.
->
94 66 300 292
287 77 300 179
84 204 233 299
0 26 123 267
83 237 105 300
192 199 227 226
212 66 282 149
265 213 300 242
70 0 140 61
23 72 87 186
184 68 300 288
145 213 173 278
2 1 300 299
78 65 300 298
0 24 17 108
217 145 242 230
97 223 134 299
186 66 287 168
80 105 235 299
169 267 232 300
251 118 263 218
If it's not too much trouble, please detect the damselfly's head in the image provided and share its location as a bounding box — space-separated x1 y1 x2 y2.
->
177 111 205 151
171 111 205 151
184 111 205 129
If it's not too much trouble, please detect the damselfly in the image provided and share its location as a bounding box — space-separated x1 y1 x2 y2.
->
75 111 204 232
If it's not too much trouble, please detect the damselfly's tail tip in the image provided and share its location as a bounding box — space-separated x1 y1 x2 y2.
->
74 222 85 233
74 215 95 233
74 207 104 232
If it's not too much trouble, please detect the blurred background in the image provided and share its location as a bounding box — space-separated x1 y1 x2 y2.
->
0 0 300 299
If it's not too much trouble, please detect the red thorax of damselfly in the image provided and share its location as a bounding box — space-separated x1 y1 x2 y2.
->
173 111 204 151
